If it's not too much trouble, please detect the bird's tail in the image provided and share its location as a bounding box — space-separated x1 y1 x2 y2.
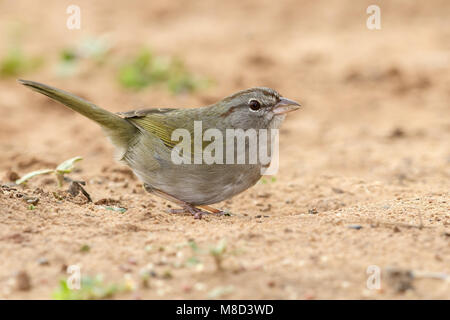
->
19 79 137 157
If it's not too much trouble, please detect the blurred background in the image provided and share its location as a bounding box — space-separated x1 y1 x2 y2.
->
0 0 448 299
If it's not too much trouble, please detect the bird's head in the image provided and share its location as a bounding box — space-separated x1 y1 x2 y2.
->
216 87 301 129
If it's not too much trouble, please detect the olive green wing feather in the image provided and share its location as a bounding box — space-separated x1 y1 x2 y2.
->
118 107 210 156
118 108 180 149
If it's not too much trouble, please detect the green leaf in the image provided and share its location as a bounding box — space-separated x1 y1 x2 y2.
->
56 156 83 174
102 206 127 213
15 169 54 185
60 48 78 62
80 244 91 252
117 48 210 94
52 280 72 300
0 47 44 78
52 275 124 300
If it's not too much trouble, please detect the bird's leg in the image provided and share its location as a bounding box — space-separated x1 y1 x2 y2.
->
170 205 226 218
169 205 206 219
143 184 210 219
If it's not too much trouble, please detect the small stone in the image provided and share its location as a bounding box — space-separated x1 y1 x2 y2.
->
119 264 132 273
68 181 81 197
37 257 49 266
389 127 405 139
24 196 39 205
94 198 121 206
347 224 363 230
15 271 31 291
6 171 20 182
257 193 271 198
303 293 316 300
385 267 414 293
308 208 318 215
182 284 192 292
332 187 345 194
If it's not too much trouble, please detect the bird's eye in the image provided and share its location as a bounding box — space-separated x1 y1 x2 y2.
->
248 99 261 111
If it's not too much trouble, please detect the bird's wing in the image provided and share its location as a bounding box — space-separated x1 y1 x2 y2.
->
117 108 177 118
117 108 180 149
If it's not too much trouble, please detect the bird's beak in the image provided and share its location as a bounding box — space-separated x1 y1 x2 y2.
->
272 97 301 115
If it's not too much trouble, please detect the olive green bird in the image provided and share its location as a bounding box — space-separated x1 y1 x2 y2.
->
19 80 300 218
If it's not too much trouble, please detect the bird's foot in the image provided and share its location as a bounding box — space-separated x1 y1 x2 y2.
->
144 185 226 219
168 206 210 219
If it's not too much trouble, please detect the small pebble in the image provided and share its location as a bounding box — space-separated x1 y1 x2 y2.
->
119 264 133 273
24 196 39 205
347 224 363 230
182 284 193 293
6 171 20 182
15 271 31 291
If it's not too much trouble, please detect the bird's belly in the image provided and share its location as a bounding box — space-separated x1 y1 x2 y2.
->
143 164 262 205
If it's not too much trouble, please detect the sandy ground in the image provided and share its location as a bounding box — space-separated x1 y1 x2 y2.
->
0 0 449 299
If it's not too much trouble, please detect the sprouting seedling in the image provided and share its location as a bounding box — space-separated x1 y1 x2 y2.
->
118 48 211 94
52 274 129 300
209 240 227 271
15 156 83 187
56 36 112 77
0 25 44 78
185 239 228 271
0 46 44 78
185 239 201 266
188 239 200 253
78 36 111 62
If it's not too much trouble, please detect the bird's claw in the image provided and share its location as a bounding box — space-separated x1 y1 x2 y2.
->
168 206 210 219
